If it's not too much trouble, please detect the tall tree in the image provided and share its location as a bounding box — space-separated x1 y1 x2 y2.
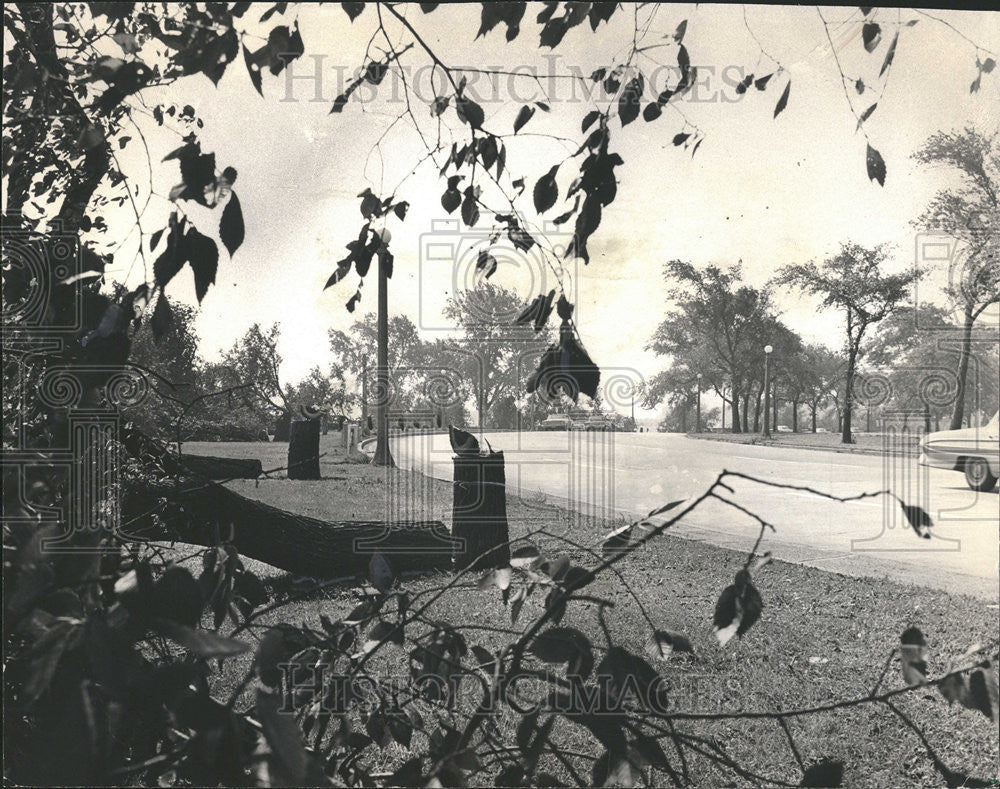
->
777 243 916 443
328 313 422 423
913 127 1000 428
222 323 288 424
443 282 553 428
646 262 779 433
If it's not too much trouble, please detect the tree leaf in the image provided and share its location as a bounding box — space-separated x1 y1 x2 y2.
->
513 104 535 133
533 165 559 213
461 188 480 226
865 143 886 187
857 102 878 128
773 79 791 118
257 683 331 785
801 759 844 787
618 74 644 127
672 132 690 146
150 290 172 341
673 19 687 43
862 22 881 53
646 629 693 661
456 95 485 129
880 33 898 76
341 2 364 21
581 109 601 132
441 188 461 214
900 626 928 685
154 620 249 657
369 553 394 593
530 627 594 678
642 102 662 122
899 501 932 538
754 72 773 91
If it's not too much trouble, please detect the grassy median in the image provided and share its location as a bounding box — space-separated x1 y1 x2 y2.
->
165 437 999 787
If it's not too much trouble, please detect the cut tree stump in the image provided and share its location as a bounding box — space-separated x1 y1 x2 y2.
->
288 419 321 479
452 450 511 571
177 454 262 480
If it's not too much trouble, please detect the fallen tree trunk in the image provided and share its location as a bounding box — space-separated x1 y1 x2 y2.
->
120 427 455 577
177 454 263 480
125 477 455 577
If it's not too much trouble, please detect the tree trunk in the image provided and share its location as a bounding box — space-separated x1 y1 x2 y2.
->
741 391 750 432
950 308 975 430
288 419 321 480
842 351 857 444
178 454 263 480
752 386 762 432
273 411 291 442
791 399 799 433
811 401 817 433
119 428 453 577
730 388 742 434
125 479 453 577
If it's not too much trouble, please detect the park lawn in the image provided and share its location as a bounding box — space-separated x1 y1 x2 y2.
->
166 439 998 787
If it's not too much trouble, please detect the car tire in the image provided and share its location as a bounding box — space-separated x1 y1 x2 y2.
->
963 457 998 492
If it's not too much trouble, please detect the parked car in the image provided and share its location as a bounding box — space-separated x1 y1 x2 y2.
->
919 411 999 491
540 414 572 431
815 427 830 433
776 425 792 433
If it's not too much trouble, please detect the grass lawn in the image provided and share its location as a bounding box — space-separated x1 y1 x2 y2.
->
162 437 999 787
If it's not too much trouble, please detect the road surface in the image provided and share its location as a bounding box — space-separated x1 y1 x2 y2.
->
387 431 999 600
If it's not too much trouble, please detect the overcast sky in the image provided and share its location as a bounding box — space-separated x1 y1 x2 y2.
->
101 3 1000 418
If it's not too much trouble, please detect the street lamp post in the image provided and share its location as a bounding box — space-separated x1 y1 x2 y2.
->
695 373 702 432
762 345 773 438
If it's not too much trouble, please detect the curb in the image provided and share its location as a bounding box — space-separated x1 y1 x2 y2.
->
683 433 918 457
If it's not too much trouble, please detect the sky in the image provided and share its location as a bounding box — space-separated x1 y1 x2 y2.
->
94 3 1000 419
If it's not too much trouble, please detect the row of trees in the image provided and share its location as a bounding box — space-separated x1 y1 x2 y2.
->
127 282 573 442
646 254 999 440
647 128 999 443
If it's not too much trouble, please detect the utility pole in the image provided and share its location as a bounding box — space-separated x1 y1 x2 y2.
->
372 235 394 467
361 356 368 435
762 345 773 438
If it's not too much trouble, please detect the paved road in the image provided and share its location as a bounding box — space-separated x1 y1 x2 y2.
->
389 431 999 599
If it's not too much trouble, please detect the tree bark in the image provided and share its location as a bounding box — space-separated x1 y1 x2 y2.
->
730 387 742 434
288 419 321 480
950 308 975 430
178 454 263 480
120 426 453 576
842 349 857 444
810 401 817 433
452 451 511 571
125 478 453 577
